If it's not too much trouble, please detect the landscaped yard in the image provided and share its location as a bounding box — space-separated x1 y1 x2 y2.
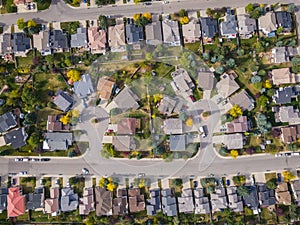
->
20 177 36 194
69 177 85 197
265 172 276 182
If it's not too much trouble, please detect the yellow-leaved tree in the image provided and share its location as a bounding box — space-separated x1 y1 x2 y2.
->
185 117 193 127
229 105 243 118
67 69 81 83
99 177 106 188
230 150 239 159
27 19 36 27
138 179 145 188
70 109 80 118
133 13 141 21
107 182 116 192
142 12 152 21
60 114 70 125
282 171 296 182
264 80 272 89
180 16 189 25
153 93 163 103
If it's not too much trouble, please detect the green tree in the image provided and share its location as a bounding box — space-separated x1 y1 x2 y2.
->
24 112 37 125
178 9 187 17
17 18 26 29
237 185 249 197
266 178 277 190
27 133 40 148
21 86 41 112
287 3 296 13
245 3 254 12
215 66 225 74
226 58 236 68
256 113 272 134
98 15 108 30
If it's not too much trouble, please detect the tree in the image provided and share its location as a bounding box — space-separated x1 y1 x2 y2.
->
98 15 108 30
21 86 41 112
142 12 152 20
66 69 81 82
27 19 36 27
251 75 261 83
230 150 239 159
24 112 37 125
229 105 243 118
107 182 116 192
27 132 39 148
256 113 272 134
153 93 163 103
237 185 249 197
287 3 296 13
258 70 267 76
237 49 244 56
276 26 283 35
60 114 70 125
135 16 149 26
215 66 225 74
206 8 212 17
133 13 141 21
226 58 236 68
282 171 296 182
264 80 272 89
266 178 277 190
99 177 106 187
257 95 268 109
179 16 189 25
178 9 187 17
17 18 26 29
245 3 254 13
202 52 210 61
185 117 193 127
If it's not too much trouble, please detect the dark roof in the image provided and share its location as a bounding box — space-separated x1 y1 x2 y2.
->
0 112 17 133
276 11 293 31
0 187 8 212
4 128 28 149
200 17 218 38
0 33 11 55
146 189 161 215
26 187 44 210
54 90 73 112
50 30 69 49
257 183 276 206
11 33 31 53
273 86 300 104
125 20 144 44
243 186 259 210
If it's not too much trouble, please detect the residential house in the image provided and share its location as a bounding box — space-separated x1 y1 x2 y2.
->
182 18 201 43
46 115 70 132
272 68 300 85
33 30 51 56
229 89 255 111
277 106 300 124
88 27 107 54
271 46 299 64
258 12 277 37
146 189 161 216
291 180 300 205
226 116 249 133
11 33 31 56
95 187 112 216
227 186 243 212
44 187 59 216
7 187 25 218
169 135 187 151
0 188 8 213
200 17 218 43
161 189 177 216
128 188 145 213
73 74 94 99
216 73 240 98
243 186 259 213
0 33 11 55
220 12 238 38
194 188 211 214
97 76 116 100
162 19 181 46
49 30 69 53
177 189 194 214
113 188 128 215
273 86 300 104
106 86 140 113
275 183 291 205
0 112 17 133
224 133 244 149
4 128 28 149
210 187 227 212
108 23 126 52
237 14 257 39
125 19 144 49
112 135 135 151
60 187 78 212
53 90 74 112
163 118 183 134
257 183 276 208
157 95 184 116
43 132 73 151
171 68 195 100
26 187 44 211
71 27 88 49
197 71 215 91
276 11 293 33
280 124 300 143
79 187 94 215
145 14 163 45
117 118 138 135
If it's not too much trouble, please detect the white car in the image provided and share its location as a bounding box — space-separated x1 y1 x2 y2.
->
292 152 300 156
82 168 89 174
19 171 27 175
162 1 169 4
14 158 23 162
275 153 283 157
23 158 29 162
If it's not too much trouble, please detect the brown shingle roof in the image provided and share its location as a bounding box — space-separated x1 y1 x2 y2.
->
97 76 116 100
117 118 137 135
128 188 145 213
95 187 112 216
281 125 300 143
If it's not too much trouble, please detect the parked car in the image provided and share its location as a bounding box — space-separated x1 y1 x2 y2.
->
226 179 230 186
193 181 198 188
32 158 39 162
55 179 60 186
82 168 89 174
14 158 23 162
41 158 50 162
215 179 219 186
162 1 169 4
219 179 224 187
292 152 300 156
23 158 30 162
39 179 44 185
285 153 292 157
199 126 207 138
19 171 27 175
275 153 283 157
277 173 282 183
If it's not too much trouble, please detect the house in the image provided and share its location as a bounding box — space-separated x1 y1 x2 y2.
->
226 116 249 133
49 30 69 53
146 189 161 215
272 68 300 85
95 187 112 216
0 188 8 213
161 189 177 216
277 106 300 124
126 19 144 48
243 186 259 213
44 187 59 216
259 12 277 36
177 189 194 214
171 68 195 99
7 187 25 218
53 90 74 112
271 46 299 64
216 73 240 98
26 187 44 211
169 135 186 151
291 180 300 205
162 19 181 46
117 118 138 135
200 17 218 43
60 187 78 212
33 30 51 56
0 33 11 55
145 14 163 45
182 18 201 43
106 86 140 112
280 124 300 143
257 183 276 207
88 27 107 54
220 12 238 38
224 133 244 149
47 115 70 132
79 187 94 215
113 188 128 215
275 183 291 205
227 186 243 212
276 11 293 33
0 112 17 133
128 188 145 213
210 187 227 212
73 74 94 99
71 27 88 49
237 14 257 39
229 89 254 111
273 86 300 104
43 132 73 150
108 23 126 52
4 128 28 149
163 118 183 134
157 95 184 116
112 136 135 151
194 188 211 214
97 76 116 100
11 33 31 56
197 71 215 91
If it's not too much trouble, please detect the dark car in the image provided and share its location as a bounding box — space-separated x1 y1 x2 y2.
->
41 158 50 162
277 173 282 183
193 181 198 188
226 179 230 186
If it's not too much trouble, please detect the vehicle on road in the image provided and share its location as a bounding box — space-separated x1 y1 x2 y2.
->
199 126 207 138
219 178 224 187
162 1 169 4
41 158 50 161
23 158 30 162
285 153 292 157
275 153 283 157
14 158 23 162
32 158 39 161
292 152 300 156
138 173 145 177
19 171 27 175
82 168 89 174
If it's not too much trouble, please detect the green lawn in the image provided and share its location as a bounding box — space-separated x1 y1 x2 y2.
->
35 0 51 10
69 177 85 197
20 177 36 194
265 172 276 182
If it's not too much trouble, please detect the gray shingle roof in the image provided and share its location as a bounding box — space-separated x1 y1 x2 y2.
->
74 74 94 99
126 20 144 44
0 112 17 133
276 11 292 31
273 86 300 104
0 187 8 212
161 189 177 216
71 27 88 48
243 186 259 210
54 90 73 112
50 30 69 50
200 17 218 38
0 33 11 55
4 128 28 149
170 135 186 151
162 19 181 46
11 33 31 53
220 14 238 37
26 187 44 210
146 189 161 215
145 20 163 45
44 132 73 150
60 188 78 212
